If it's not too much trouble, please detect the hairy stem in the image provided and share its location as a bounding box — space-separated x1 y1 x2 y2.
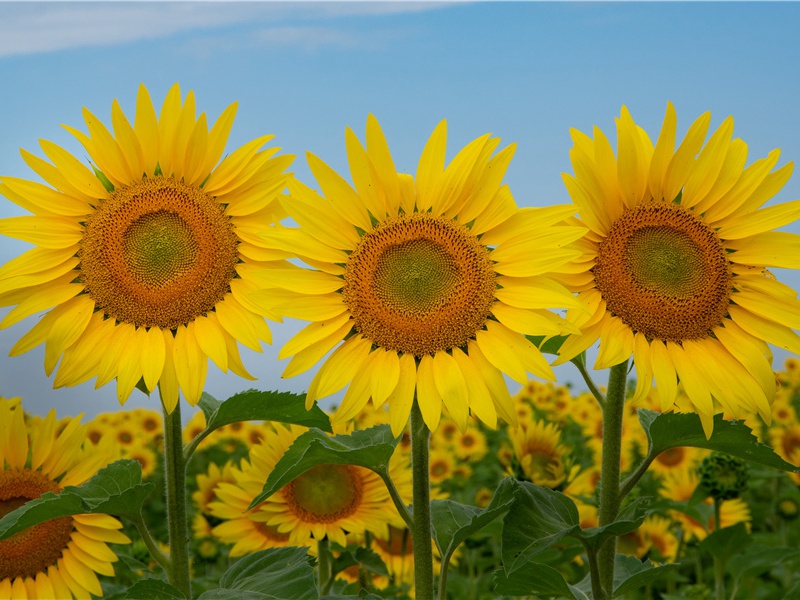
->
162 399 192 598
596 359 629 599
410 399 435 600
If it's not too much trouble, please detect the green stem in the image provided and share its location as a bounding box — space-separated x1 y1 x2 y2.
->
619 454 656 500
378 470 413 529
410 398 435 600
129 511 171 576
583 542 603 600
597 359 629 599
162 399 192 598
573 353 606 408
713 498 725 600
317 537 333 596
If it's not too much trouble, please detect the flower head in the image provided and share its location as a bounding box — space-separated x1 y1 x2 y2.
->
266 115 583 434
557 103 799 435
0 398 130 598
0 83 293 411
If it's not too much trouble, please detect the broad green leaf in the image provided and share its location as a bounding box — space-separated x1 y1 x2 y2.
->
527 334 570 355
698 522 751 564
579 497 651 552
728 544 800 584
431 478 519 564
501 482 581 574
190 390 331 449
197 547 317 600
639 410 799 472
332 547 389 578
122 579 184 599
493 562 586 599
321 591 385 600
0 460 154 540
612 555 680 596
248 425 400 509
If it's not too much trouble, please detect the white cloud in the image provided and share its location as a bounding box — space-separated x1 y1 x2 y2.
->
0 1 453 58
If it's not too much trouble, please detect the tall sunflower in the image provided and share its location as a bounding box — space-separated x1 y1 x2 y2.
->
556 103 800 434
0 83 293 411
0 398 130 599
264 115 584 434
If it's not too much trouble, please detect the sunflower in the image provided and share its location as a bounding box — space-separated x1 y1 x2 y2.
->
210 422 409 553
555 103 800 435
507 420 568 488
0 398 130 599
647 445 707 478
0 83 293 412
263 115 584 435
659 469 751 541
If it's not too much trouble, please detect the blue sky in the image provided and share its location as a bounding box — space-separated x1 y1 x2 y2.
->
1 1 799 420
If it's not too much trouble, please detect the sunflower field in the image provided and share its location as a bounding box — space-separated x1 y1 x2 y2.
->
1 84 800 599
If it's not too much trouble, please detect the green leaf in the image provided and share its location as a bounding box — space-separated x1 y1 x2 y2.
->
321 591 385 600
728 544 800 583
527 334 570 355
579 497 651 552
639 410 799 472
698 522 751 565
197 547 317 600
122 579 184 600
431 478 519 564
493 562 586 599
248 425 400 510
332 547 389 578
501 482 581 574
612 555 680 596
0 460 154 540
198 390 331 434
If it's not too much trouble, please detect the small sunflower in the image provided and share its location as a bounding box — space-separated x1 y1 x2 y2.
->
507 420 568 488
556 103 800 435
210 422 408 553
264 115 584 434
0 83 293 412
0 398 130 599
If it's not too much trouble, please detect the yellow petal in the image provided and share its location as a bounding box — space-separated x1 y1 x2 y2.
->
415 119 447 210
630 332 653 405
467 340 517 426
173 322 208 406
44 293 95 375
141 326 166 392
370 348 401 408
451 347 496 429
667 341 713 416
718 198 800 240
729 304 800 355
203 134 275 194
648 102 677 202
649 338 677 412
306 335 371 405
683 115 734 207
663 110 711 203
159 329 180 413
432 350 469 432
387 353 417 437
366 114 402 215
616 106 647 207
594 316 634 370
0 177 88 217
279 312 352 360
194 313 229 372
281 318 352 379
416 354 442 431
0 215 83 248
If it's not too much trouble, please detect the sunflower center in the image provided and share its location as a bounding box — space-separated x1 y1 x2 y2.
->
343 213 496 357
80 176 239 330
656 447 686 467
593 202 731 343
284 465 363 524
0 470 74 579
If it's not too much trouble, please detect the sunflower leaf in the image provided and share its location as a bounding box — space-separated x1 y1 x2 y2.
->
0 459 154 540
200 389 332 432
501 481 581 575
248 425 400 510
197 546 317 600
527 334 570 355
578 497 651 552
639 410 799 472
612 555 680 596
431 477 519 564
492 562 586 599
697 522 751 565
122 579 185 600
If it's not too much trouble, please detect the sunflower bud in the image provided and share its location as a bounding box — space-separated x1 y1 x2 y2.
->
697 452 748 501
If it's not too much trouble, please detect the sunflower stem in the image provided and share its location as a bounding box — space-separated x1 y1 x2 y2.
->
379 470 414 529
597 359 629 599
410 398 435 600
317 537 334 595
162 400 192 599
573 353 606 408
713 498 725 600
128 511 171 576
